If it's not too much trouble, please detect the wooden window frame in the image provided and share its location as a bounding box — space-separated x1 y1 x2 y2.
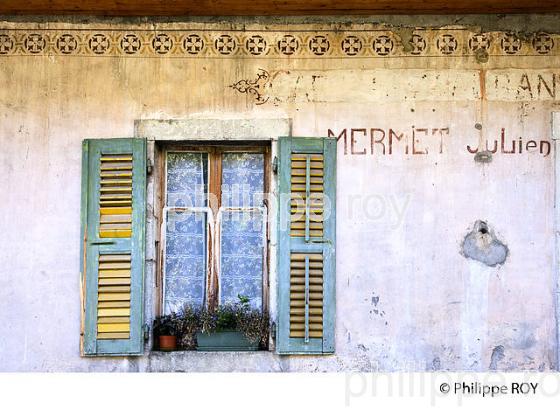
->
155 142 271 316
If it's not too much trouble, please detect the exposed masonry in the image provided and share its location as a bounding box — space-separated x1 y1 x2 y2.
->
474 151 493 163
461 221 509 267
0 28 556 58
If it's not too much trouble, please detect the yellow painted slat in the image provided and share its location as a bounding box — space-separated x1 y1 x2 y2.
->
100 187 133 194
100 223 132 230
100 200 133 207
290 308 323 315
99 277 131 286
290 300 323 308
289 316 323 323
291 154 323 161
97 316 130 323
290 292 322 300
100 207 132 215
100 179 133 186
99 193 132 204
97 332 130 340
99 285 131 293
290 253 323 261
290 324 323 331
290 222 323 230
290 231 324 237
291 214 323 222
291 188 324 194
100 214 132 223
291 177 323 184
98 269 131 278
290 270 323 277
292 169 324 177
98 323 130 333
99 254 131 262
99 229 132 238
98 308 131 317
290 277 323 284
290 261 323 268
291 160 324 169
98 292 131 301
291 208 323 215
100 165 133 171
290 331 323 338
98 301 131 308
100 171 132 178
99 262 131 269
100 156 132 162
289 285 323 292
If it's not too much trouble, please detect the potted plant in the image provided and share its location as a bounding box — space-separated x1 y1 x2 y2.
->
153 313 181 351
177 304 202 350
196 295 269 351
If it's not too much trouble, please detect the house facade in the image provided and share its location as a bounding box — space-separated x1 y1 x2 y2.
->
1 13 560 372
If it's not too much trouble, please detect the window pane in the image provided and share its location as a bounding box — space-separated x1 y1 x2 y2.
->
164 210 207 313
220 210 264 310
166 152 208 207
220 152 265 310
221 153 264 207
164 152 208 314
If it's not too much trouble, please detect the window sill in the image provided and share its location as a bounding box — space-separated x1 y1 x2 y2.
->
149 349 272 356
145 349 281 371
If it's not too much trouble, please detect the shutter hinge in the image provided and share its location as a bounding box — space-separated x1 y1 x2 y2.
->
143 324 150 341
271 321 276 341
272 156 278 174
147 159 154 175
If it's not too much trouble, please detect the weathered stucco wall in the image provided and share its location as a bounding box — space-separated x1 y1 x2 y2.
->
0 15 559 372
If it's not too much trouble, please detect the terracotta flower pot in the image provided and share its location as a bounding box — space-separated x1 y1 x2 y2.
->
159 335 177 351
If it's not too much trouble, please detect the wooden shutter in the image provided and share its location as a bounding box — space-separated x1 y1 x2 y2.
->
277 137 336 354
80 138 146 356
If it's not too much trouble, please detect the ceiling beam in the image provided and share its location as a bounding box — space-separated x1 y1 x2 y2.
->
0 0 559 16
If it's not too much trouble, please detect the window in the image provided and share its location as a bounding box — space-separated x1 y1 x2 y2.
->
159 145 270 314
79 134 336 357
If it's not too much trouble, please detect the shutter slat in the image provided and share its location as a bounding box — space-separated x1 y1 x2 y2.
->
98 308 131 317
100 156 133 162
98 270 132 278
289 252 324 339
96 251 132 340
98 301 131 308
98 316 130 323
98 154 134 242
100 214 132 223
97 154 134 339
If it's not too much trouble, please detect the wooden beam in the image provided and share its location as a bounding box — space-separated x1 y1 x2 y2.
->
0 0 558 16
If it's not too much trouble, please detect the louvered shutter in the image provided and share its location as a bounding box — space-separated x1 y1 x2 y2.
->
80 138 146 356
277 137 336 354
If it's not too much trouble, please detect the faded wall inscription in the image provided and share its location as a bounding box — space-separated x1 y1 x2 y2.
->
329 127 551 157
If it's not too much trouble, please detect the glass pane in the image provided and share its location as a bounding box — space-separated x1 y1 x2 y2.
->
221 153 264 207
164 210 207 314
164 152 209 314
219 210 264 310
166 152 208 208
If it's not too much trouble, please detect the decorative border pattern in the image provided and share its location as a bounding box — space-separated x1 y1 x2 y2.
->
0 29 557 58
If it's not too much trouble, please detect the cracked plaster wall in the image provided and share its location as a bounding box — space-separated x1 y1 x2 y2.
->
0 15 558 372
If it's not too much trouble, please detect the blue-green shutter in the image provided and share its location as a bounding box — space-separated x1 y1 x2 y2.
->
80 138 146 356
277 137 336 354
